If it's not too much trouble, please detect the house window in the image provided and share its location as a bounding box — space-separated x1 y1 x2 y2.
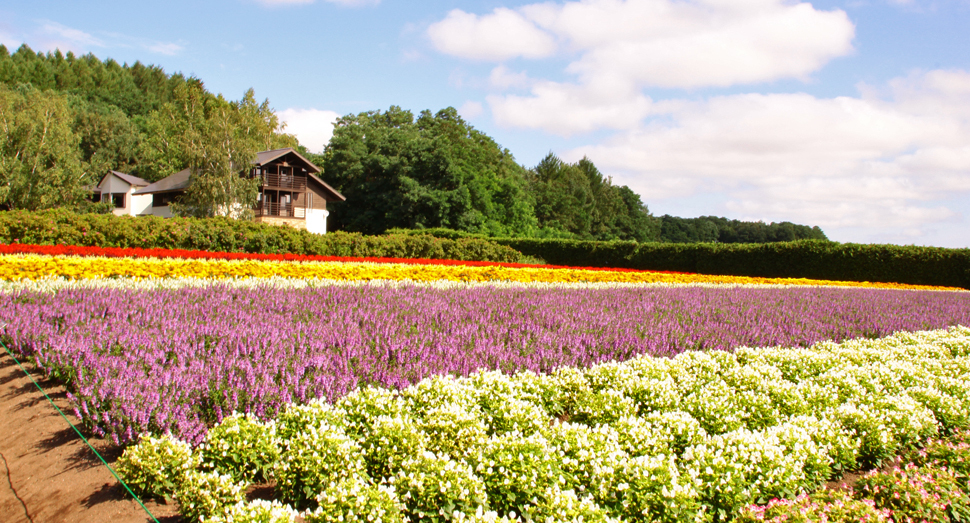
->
110 193 126 208
153 193 178 208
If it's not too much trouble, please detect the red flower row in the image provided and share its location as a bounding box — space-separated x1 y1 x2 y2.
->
0 243 688 275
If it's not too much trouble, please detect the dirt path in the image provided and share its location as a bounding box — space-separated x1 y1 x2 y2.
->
0 351 182 523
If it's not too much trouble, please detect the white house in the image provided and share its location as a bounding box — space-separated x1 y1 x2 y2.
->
94 171 153 217
131 148 345 234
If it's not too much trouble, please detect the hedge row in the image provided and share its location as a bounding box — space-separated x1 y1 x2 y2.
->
0 210 522 263
503 239 970 289
389 228 970 289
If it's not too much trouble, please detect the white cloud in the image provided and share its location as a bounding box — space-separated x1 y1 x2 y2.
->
255 0 379 5
489 80 653 136
429 0 853 89
40 21 105 48
564 70 970 244
278 108 341 153
36 20 105 54
7 22 186 57
489 65 533 90
256 0 315 4
458 101 485 120
0 28 18 50
148 42 185 56
427 8 557 61
433 0 855 138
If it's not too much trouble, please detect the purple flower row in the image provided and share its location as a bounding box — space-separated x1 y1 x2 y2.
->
2 283 969 444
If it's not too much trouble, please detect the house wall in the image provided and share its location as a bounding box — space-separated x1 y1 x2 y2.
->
152 205 175 218
99 175 133 216
307 185 328 210
255 216 307 230
306 209 330 234
132 193 153 216
99 174 152 216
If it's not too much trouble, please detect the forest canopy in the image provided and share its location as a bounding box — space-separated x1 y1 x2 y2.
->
0 44 827 243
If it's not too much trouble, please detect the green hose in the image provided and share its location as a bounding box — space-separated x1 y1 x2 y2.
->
0 330 160 523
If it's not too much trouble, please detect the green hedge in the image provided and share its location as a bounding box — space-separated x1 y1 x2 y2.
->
388 228 970 289
0 210 523 263
500 238 970 289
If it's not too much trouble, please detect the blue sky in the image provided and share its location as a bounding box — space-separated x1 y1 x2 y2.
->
2 0 969 247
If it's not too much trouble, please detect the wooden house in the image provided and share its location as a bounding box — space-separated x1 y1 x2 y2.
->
132 148 345 234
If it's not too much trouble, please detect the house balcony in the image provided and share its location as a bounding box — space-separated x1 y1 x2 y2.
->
259 173 307 191
255 202 306 219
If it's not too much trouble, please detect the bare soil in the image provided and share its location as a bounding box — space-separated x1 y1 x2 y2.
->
0 351 182 523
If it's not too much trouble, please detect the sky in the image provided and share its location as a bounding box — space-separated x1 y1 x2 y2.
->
2 0 970 247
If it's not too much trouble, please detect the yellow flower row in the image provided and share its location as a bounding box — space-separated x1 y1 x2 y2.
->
0 254 963 291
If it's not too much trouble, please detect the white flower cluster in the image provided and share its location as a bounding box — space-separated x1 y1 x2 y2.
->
307 476 406 523
115 432 200 500
119 326 970 522
204 499 299 523
198 413 279 484
176 470 246 523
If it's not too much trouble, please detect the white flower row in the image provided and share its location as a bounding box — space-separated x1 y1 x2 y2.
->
1 274 940 294
119 325 970 522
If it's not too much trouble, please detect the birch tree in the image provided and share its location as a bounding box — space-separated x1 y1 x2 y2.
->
0 85 87 210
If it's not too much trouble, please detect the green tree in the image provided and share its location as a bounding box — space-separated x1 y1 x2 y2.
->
530 153 595 237
323 106 536 235
614 185 661 242
70 97 143 175
144 85 290 218
0 84 88 210
529 153 660 241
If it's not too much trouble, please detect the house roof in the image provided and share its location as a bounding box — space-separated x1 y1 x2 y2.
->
132 168 193 195
129 149 347 202
307 172 346 202
255 148 321 173
98 171 151 188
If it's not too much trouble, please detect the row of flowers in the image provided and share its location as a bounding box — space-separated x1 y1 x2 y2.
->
0 242 667 273
113 326 970 523
0 252 962 290
5 280 969 446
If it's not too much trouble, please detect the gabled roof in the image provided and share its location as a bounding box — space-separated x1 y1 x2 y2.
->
129 149 347 201
255 148 321 173
307 173 346 202
256 148 345 201
98 170 151 188
132 168 192 195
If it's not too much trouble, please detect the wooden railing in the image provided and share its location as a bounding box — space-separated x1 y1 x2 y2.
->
255 202 306 219
260 173 307 191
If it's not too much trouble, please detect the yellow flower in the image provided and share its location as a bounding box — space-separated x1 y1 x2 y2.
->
0 253 962 292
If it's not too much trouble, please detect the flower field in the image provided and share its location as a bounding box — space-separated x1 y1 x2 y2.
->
1 243 970 523
0 242 962 289
3 279 970 446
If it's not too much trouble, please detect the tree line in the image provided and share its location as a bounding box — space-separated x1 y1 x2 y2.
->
315 105 826 243
0 44 827 243
0 44 294 216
